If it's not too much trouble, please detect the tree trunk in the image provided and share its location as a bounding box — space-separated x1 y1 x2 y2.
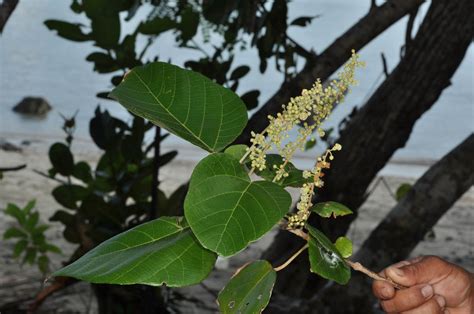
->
233 0 425 146
306 134 474 314
0 0 18 33
264 0 474 298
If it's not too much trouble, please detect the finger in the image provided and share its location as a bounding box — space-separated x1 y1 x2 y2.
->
373 279 396 300
400 296 445 314
380 284 434 313
385 256 452 287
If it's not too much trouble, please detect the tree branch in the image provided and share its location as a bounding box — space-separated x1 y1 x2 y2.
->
233 0 425 145
0 0 19 33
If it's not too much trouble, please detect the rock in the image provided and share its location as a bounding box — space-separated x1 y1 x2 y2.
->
12 97 52 115
0 139 22 152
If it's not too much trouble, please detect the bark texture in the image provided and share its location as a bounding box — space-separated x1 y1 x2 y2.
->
233 0 425 145
308 133 474 314
264 0 474 298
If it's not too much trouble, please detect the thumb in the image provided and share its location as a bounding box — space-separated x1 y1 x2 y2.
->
385 256 453 287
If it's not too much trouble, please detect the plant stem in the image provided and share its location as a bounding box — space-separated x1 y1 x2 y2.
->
150 126 161 220
274 243 309 272
345 260 406 290
284 227 406 289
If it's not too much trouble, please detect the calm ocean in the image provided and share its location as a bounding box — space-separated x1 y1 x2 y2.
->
1 0 473 167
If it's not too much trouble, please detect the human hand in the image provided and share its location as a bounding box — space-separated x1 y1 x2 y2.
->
372 256 474 313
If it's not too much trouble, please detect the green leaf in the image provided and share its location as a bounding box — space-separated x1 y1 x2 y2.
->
179 7 199 43
304 138 317 151
13 239 28 257
184 153 291 256
25 212 39 231
49 143 74 176
5 203 26 224
307 225 350 285
334 237 353 258
240 90 260 110
230 66 250 80
44 20 91 42
4 227 28 239
396 183 412 201
139 16 176 35
311 201 353 218
53 217 217 287
52 185 88 209
23 200 36 215
23 248 37 265
91 14 120 49
224 144 248 161
109 62 248 152
73 162 93 183
38 255 50 274
218 260 276 314
255 154 310 187
290 15 319 27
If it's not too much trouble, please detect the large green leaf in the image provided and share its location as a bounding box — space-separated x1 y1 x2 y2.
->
218 260 276 314
307 225 350 285
184 153 291 256
53 217 216 287
109 62 248 152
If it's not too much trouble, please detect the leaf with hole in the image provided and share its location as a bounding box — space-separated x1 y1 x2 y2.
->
110 62 248 152
53 217 217 287
307 225 350 285
217 260 276 314
311 201 353 218
184 153 291 256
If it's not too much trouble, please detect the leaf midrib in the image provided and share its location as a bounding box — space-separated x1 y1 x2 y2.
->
132 70 214 152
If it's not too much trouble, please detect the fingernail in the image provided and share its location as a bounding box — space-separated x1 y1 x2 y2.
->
435 295 446 308
421 285 433 298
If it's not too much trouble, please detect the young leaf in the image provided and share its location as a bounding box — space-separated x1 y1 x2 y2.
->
311 201 353 218
13 239 28 257
334 236 353 258
224 144 248 161
53 217 217 287
217 260 276 314
307 225 350 285
396 183 412 201
185 153 291 256
5 203 26 224
4 227 28 239
110 62 248 152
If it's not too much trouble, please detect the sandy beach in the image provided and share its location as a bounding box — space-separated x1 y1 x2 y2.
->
1 135 472 313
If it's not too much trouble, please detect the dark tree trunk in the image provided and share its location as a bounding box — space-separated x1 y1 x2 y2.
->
0 0 18 33
93 284 168 314
306 134 474 314
233 0 425 146
264 0 474 298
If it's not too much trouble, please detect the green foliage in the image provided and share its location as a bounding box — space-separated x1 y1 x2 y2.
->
396 183 412 201
255 154 311 187
311 201 353 218
307 225 351 285
334 236 353 258
184 153 291 256
54 217 216 286
110 62 248 152
3 201 61 274
217 260 276 313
